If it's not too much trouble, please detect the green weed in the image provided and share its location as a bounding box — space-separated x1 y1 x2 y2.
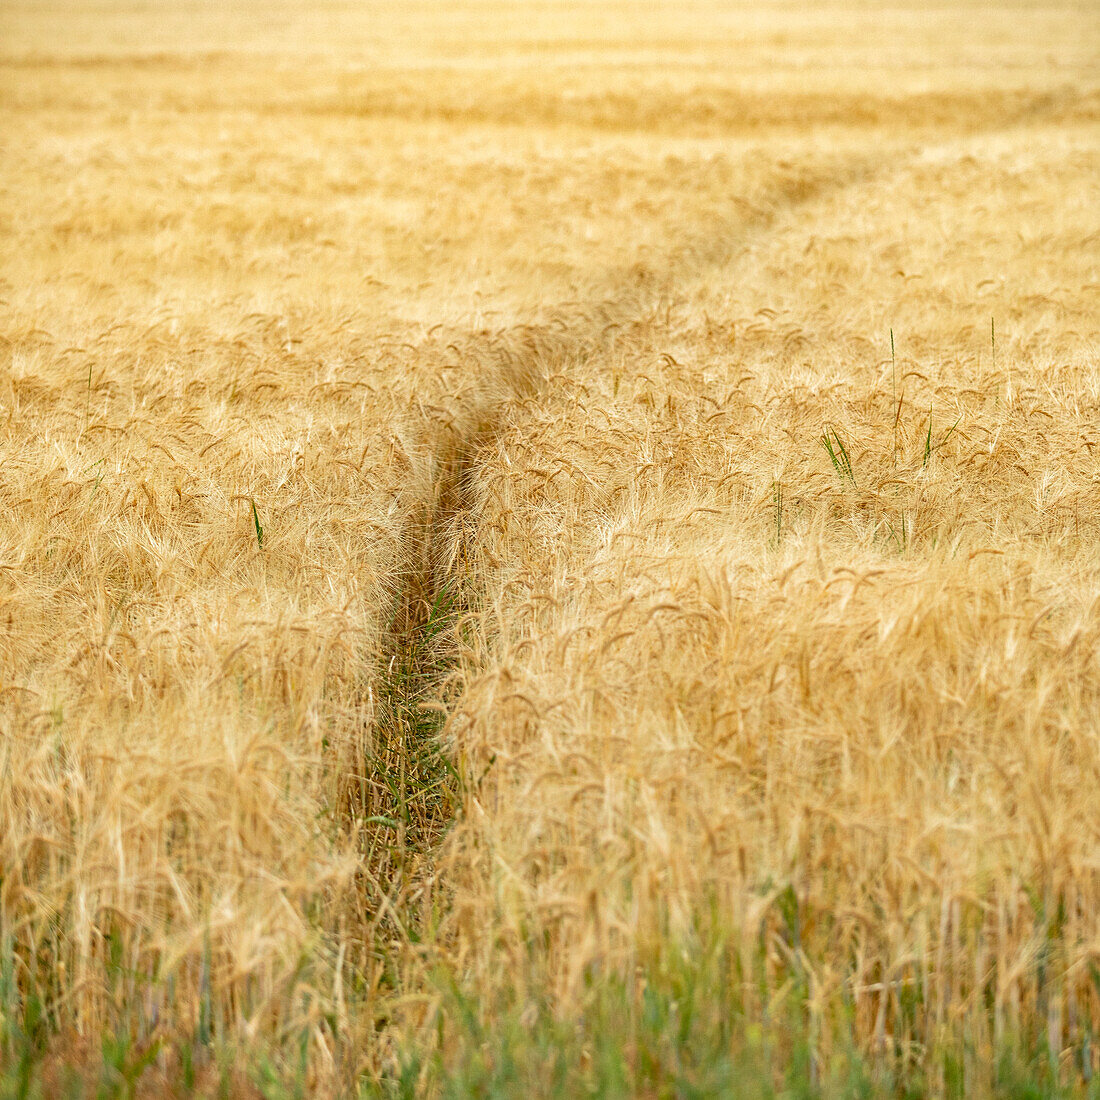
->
822 427 856 488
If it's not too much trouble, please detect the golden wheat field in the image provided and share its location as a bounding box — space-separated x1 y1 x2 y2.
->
1 0 1099 1094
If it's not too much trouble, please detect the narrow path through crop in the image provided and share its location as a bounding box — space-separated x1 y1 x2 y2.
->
360 83 1098 1036
363 137 914 924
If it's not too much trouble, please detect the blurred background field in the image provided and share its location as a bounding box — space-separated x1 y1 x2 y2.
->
1 0 1098 1095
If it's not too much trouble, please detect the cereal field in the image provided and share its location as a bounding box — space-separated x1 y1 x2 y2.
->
1 0 1099 1094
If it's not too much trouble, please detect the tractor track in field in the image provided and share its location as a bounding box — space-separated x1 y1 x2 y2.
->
361 143 894 904
363 81 1093 926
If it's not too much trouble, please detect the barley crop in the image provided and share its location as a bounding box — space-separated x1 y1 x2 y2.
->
1 0 1098 1094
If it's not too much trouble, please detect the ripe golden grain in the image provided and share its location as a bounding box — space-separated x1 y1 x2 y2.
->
2 0 1100 1092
